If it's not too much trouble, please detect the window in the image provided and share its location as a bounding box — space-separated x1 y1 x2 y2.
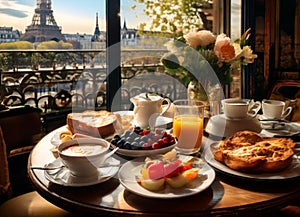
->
0 0 246 112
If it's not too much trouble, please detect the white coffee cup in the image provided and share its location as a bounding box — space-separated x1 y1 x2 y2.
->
222 98 261 119
58 138 110 177
262 99 292 120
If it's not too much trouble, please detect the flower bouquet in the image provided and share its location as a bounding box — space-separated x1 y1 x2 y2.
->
161 29 257 101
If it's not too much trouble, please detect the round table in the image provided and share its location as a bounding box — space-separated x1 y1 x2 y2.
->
28 126 300 216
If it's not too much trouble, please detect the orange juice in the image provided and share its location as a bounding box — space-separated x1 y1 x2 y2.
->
173 115 203 153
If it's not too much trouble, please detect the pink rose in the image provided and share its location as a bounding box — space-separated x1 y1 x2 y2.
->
214 33 235 62
184 30 216 48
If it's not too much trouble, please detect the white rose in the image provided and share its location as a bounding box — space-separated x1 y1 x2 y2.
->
184 30 215 48
242 46 258 63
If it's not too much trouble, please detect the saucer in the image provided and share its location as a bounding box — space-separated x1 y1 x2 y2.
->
205 114 262 138
260 119 288 130
261 122 300 137
44 157 120 186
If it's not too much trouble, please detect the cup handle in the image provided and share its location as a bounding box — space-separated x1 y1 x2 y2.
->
282 106 292 119
160 98 171 116
248 101 262 117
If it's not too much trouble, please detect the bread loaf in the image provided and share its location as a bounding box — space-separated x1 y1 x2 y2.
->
67 110 117 138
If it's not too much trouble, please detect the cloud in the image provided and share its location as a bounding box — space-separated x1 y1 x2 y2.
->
0 8 28 18
0 0 34 18
14 0 35 7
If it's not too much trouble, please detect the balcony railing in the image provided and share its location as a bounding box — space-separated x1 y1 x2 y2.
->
0 49 187 132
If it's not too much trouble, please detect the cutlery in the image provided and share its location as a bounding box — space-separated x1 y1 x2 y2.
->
104 147 119 160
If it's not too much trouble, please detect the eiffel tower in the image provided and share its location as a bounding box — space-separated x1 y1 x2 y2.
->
21 0 65 43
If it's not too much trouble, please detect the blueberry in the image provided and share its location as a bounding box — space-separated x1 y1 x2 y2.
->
113 134 121 140
131 142 140 150
123 142 131 150
133 137 141 143
111 139 118 146
116 140 125 148
124 130 131 137
134 126 142 134
126 136 134 143
140 135 148 142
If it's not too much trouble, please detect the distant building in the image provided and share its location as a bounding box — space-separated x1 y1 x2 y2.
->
64 33 104 49
0 27 21 43
121 20 138 46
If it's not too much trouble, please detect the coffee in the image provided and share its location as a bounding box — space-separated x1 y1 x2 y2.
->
61 144 105 156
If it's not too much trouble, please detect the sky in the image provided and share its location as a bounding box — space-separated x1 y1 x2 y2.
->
0 0 241 36
0 0 148 34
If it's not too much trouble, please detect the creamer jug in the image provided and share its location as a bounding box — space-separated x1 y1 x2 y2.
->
130 93 171 128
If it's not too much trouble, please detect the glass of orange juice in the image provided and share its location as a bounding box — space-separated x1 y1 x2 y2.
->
173 99 204 155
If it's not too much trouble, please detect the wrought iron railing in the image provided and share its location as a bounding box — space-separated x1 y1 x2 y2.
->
0 49 187 132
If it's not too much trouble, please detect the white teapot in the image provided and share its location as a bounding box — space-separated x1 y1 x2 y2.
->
130 93 171 128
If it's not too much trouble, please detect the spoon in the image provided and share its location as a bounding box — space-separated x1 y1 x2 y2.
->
30 163 120 171
104 147 119 160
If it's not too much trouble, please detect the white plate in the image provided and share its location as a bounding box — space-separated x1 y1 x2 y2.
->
204 143 300 181
118 155 215 199
44 157 120 186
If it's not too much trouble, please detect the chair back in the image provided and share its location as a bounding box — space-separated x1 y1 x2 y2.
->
0 127 12 203
0 106 43 156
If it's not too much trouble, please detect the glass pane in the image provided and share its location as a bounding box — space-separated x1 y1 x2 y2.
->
118 0 226 111
119 0 185 111
230 0 242 98
231 0 242 39
0 0 107 113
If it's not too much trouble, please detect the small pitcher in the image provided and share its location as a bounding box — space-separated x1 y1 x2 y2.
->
130 93 171 128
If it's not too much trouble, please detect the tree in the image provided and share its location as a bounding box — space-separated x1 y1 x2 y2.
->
0 41 33 49
36 41 73 50
133 0 212 35
0 42 34 70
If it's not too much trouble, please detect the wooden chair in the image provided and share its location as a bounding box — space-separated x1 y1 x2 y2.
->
0 127 13 204
0 127 78 216
0 106 44 196
0 106 43 158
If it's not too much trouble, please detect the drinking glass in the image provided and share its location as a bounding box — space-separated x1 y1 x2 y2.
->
173 99 204 155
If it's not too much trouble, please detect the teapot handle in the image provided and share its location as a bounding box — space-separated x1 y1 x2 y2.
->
160 98 171 116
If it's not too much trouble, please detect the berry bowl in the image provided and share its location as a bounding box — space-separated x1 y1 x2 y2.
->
110 127 177 157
